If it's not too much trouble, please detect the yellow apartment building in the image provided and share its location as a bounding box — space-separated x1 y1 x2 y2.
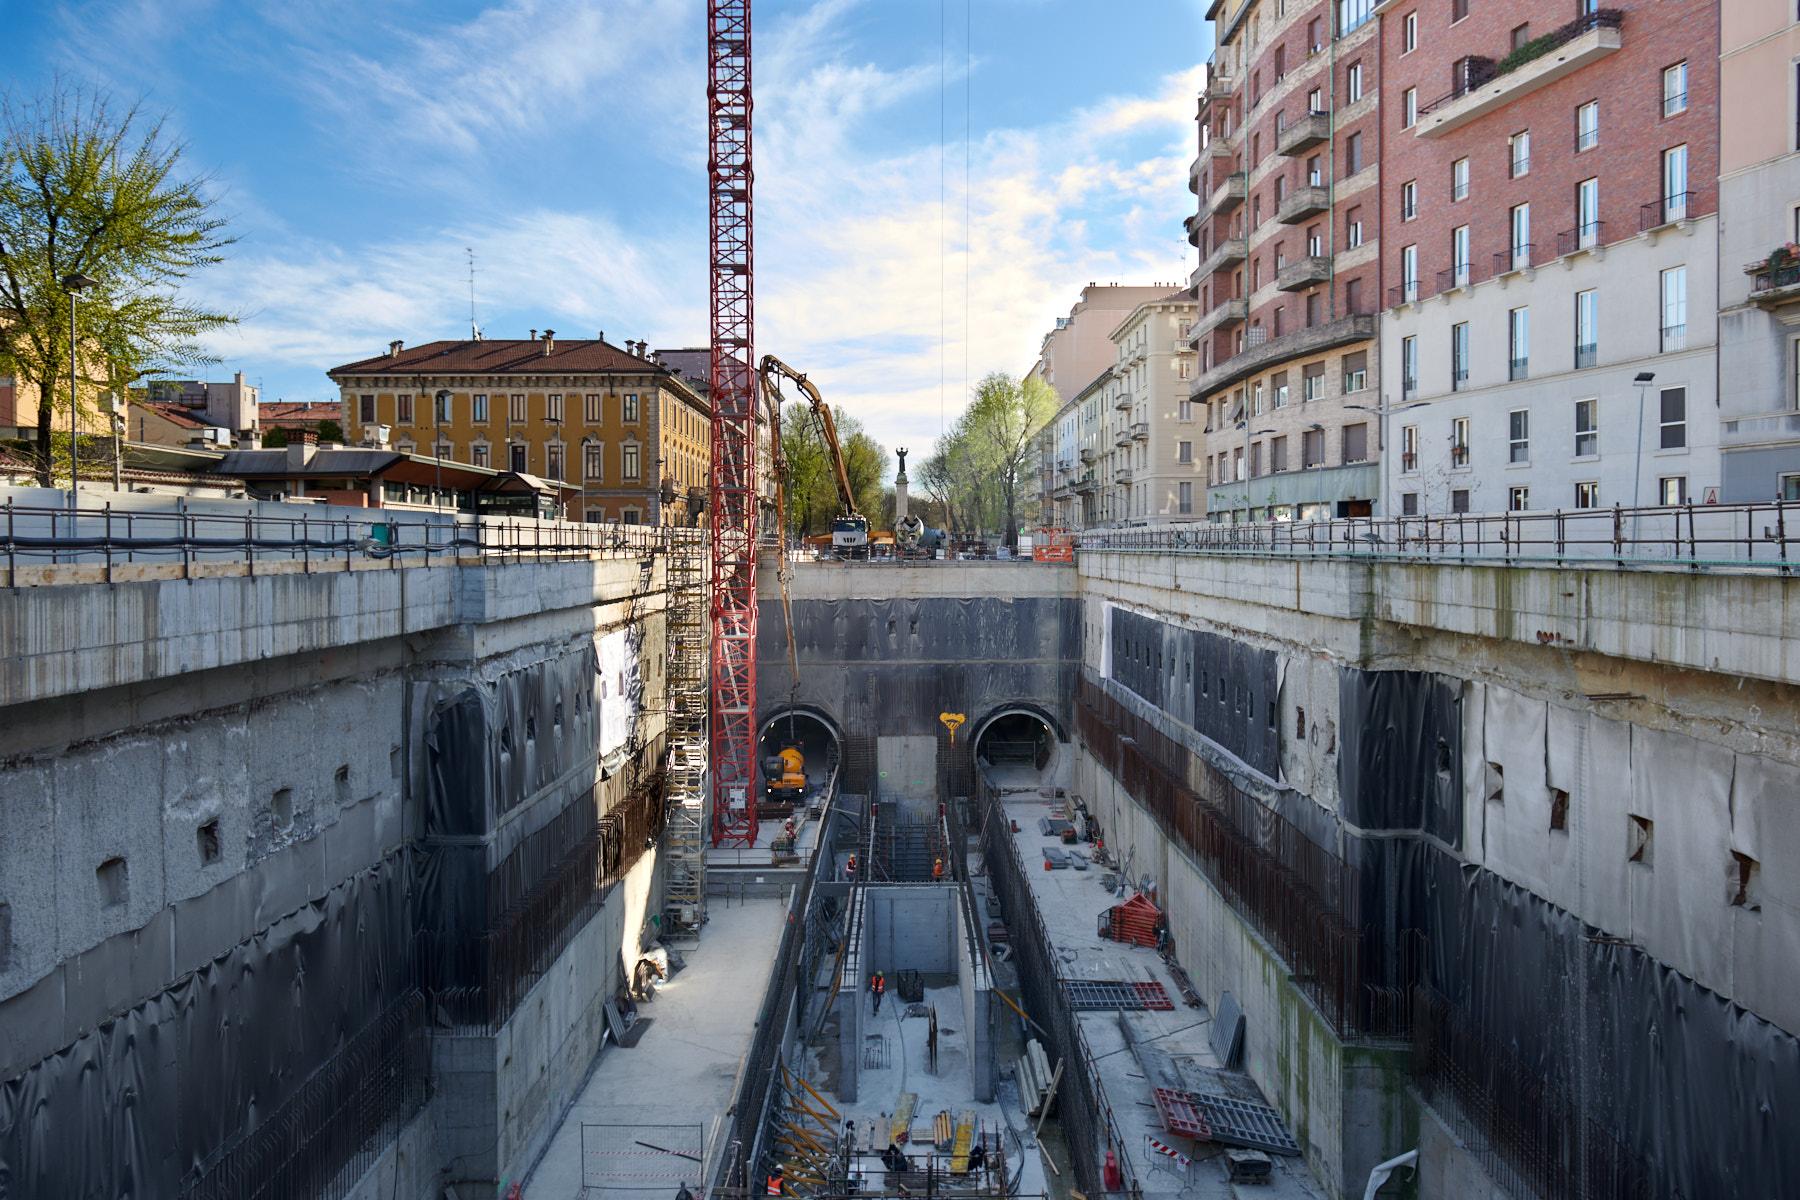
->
328 332 711 524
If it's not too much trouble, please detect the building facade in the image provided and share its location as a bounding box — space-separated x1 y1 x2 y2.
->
1103 292 1203 522
1026 283 1179 405
1379 0 1720 517
1717 0 1800 501
329 333 711 525
1192 0 1384 523
1041 368 1113 529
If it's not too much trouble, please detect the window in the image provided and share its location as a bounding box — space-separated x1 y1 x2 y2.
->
1343 422 1369 462
1509 307 1530 380
1659 475 1687 504
1307 154 1323 186
1509 486 1530 511
1451 416 1471 466
547 393 564 422
1782 473 1800 502
1575 289 1598 369
1452 225 1471 284
1345 132 1364 174
1575 480 1599 508
1576 100 1599 152
1401 180 1418 220
1303 362 1326 400
471 443 490 468
1451 157 1469 201
1401 423 1419 472
1307 226 1323 256
1509 408 1530 463
1401 245 1419 301
1662 61 1688 118
359 394 375 423
1402 11 1417 52
1576 177 1599 247
623 393 640 422
584 393 603 421
1451 488 1471 513
1302 426 1326 467
546 443 564 480
1343 350 1369 393
1575 397 1599 457
1511 21 1530 49
396 393 414 424
509 393 527 423
1402 87 1418 129
1401 336 1418 399
472 393 489 422
1178 440 1193 463
509 442 528 472
433 439 452 462
1347 206 1364 247
1451 322 1470 391
1271 435 1289 472
1401 491 1420 515
1308 87 1323 113
1348 61 1365 103
1660 267 1687 351
1509 130 1531 177
1662 145 1689 221
1452 0 1469 21
622 442 641 480
584 442 604 480
622 509 641 526
1273 372 1290 407
1178 481 1194 515
1510 203 1532 268
1179 399 1193 421
1659 386 1687 448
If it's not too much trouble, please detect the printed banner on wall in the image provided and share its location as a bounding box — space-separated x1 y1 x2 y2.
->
598 628 644 760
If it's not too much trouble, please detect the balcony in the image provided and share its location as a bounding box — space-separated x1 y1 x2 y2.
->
1197 236 1249 280
1205 174 1247 218
1189 156 1205 195
1115 429 1134 448
1114 392 1134 411
1203 72 1237 104
1277 255 1332 292
1190 297 1249 344
1114 466 1135 485
1184 211 1204 246
1129 421 1149 441
1079 447 1097 464
1387 282 1424 308
1493 244 1537 277
1435 264 1473 293
1748 257 1800 307
1556 222 1604 257
1188 311 1377 399
1073 470 1100 494
1722 411 1800 447
1276 111 1331 157
1276 185 1330 225
1640 191 1695 234
1415 11 1623 139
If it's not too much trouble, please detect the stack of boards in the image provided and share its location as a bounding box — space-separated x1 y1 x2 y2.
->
1014 1038 1058 1117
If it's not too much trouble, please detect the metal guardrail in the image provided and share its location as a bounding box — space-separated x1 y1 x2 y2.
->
0 495 696 582
1078 501 1797 573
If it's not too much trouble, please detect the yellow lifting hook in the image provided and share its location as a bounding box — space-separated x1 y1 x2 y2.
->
939 712 967 744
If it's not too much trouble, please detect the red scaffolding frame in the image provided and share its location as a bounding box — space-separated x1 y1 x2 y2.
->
707 0 759 846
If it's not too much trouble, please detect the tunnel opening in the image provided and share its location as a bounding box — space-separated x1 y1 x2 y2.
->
758 708 842 817
972 707 1060 793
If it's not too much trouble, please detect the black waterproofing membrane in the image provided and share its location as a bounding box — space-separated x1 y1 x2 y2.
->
757 596 1082 741
1116 659 1800 1196
1109 606 1280 779
0 851 415 1198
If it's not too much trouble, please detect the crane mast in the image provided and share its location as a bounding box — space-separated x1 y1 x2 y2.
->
707 0 759 847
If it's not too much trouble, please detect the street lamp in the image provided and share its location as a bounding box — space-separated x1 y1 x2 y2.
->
61 272 99 511
1631 372 1656 512
1235 421 1276 523
433 389 450 511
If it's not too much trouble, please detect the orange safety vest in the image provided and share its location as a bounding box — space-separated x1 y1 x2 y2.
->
933 858 944 879
767 1173 784 1195
872 973 884 994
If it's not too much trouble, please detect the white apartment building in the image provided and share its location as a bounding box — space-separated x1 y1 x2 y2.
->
1040 368 1112 530
1100 291 1202 523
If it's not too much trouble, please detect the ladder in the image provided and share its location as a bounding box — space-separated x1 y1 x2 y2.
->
662 527 710 936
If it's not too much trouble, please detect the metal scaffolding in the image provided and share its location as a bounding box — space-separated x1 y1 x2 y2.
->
662 528 710 935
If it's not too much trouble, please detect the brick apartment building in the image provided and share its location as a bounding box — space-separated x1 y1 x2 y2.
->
1190 0 1384 523
1378 0 1720 516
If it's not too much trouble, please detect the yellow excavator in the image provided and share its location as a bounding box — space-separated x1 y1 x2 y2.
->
757 354 869 558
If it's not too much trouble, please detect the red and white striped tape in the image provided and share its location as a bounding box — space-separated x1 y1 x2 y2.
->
1146 1135 1191 1169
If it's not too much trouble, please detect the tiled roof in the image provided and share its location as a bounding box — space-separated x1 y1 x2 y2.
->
653 347 712 390
258 401 339 429
328 338 666 378
137 401 214 430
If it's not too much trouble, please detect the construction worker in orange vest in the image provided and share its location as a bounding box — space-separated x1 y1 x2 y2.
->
932 857 945 881
870 969 886 1014
767 1169 784 1195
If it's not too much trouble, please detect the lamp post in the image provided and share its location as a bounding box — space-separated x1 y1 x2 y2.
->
1631 372 1656 511
433 389 450 511
60 272 99 511
1346 399 1427 516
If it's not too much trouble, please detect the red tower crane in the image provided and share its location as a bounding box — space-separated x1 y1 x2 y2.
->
707 0 760 846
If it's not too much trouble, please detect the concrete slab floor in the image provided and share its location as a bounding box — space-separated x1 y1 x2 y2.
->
522 893 789 1199
1000 796 1327 1200
803 984 1052 1199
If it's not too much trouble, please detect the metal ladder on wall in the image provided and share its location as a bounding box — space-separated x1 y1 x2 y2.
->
662 528 710 937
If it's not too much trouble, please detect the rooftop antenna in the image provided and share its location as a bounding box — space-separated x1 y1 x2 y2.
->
466 247 480 339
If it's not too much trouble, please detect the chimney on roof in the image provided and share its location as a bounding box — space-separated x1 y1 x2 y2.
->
597 330 605 344
530 329 538 341
388 339 404 356
542 329 555 355
286 427 319 472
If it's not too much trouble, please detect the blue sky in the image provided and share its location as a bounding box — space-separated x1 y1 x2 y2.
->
4 0 1211 454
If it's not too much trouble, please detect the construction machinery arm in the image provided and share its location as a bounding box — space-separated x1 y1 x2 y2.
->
758 354 859 520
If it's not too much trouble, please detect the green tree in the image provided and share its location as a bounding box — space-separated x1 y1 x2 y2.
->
0 86 234 484
317 418 343 443
776 399 888 536
261 427 288 448
920 371 1056 545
